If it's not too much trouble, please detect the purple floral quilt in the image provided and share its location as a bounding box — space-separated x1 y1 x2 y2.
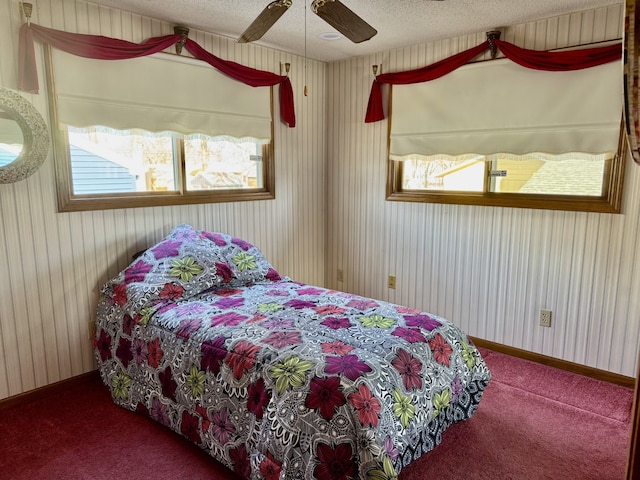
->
94 225 491 480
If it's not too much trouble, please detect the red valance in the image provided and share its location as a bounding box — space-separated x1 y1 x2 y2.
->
494 39 622 71
18 23 296 127
365 39 622 123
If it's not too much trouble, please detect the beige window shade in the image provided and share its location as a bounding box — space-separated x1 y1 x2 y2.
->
50 50 272 140
390 58 622 158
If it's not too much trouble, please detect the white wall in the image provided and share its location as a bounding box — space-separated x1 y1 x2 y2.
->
0 0 327 399
326 3 640 377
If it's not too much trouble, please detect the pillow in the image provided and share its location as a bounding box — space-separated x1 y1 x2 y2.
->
102 224 281 313
196 228 281 288
102 225 224 313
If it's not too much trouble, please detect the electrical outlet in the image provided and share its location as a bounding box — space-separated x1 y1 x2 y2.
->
337 269 344 282
388 275 396 289
539 309 552 327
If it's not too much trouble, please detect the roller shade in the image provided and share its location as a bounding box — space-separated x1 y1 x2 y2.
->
50 49 272 140
390 58 622 157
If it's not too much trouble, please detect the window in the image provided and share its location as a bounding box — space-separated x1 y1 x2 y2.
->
46 47 274 212
388 148 625 212
391 148 625 210
387 55 625 213
62 126 272 207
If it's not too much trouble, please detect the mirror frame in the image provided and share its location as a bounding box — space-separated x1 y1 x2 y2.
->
0 87 49 183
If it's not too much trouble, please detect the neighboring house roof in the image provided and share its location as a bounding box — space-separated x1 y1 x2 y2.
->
190 171 244 189
518 159 604 195
433 157 484 178
431 156 603 196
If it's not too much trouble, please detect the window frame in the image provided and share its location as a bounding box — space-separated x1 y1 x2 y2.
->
44 46 276 212
386 112 627 214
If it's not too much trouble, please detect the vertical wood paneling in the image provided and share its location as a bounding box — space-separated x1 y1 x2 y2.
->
0 0 326 400
326 3 640 377
0 0 634 399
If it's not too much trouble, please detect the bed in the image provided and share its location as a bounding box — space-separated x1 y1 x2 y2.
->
94 224 491 480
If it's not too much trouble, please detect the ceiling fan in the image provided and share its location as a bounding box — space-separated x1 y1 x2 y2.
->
238 0 377 44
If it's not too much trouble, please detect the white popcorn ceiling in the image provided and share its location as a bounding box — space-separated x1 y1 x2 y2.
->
88 0 621 62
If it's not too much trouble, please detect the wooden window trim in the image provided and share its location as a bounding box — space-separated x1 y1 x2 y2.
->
51 131 275 212
386 122 627 214
45 45 275 213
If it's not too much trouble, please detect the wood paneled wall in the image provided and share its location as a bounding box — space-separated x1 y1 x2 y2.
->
0 0 326 399
325 3 640 377
0 0 636 401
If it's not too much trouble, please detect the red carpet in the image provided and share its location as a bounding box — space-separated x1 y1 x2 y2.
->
401 349 633 479
0 349 632 480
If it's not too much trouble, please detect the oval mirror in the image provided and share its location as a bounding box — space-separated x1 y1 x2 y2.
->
0 87 49 183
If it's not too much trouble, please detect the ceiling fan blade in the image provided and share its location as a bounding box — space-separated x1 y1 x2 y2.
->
311 0 377 44
238 0 292 43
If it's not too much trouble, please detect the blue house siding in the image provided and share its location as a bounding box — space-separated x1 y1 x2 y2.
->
69 144 136 194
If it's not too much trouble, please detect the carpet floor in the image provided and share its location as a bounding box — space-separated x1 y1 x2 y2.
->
0 348 633 480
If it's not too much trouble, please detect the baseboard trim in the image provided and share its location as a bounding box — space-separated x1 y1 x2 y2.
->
471 337 635 389
0 370 100 412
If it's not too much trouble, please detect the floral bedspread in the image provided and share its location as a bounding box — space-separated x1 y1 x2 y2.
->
94 225 491 480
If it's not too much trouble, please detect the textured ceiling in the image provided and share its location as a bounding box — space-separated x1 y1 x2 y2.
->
87 0 621 62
